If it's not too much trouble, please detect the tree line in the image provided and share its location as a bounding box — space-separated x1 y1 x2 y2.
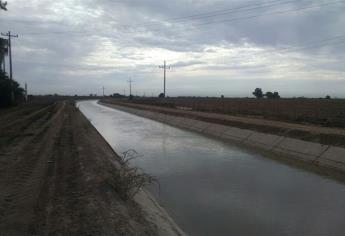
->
252 88 280 99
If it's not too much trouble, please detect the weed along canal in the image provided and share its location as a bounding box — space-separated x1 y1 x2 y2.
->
78 100 345 236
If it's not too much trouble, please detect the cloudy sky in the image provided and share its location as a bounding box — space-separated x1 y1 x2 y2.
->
1 0 345 97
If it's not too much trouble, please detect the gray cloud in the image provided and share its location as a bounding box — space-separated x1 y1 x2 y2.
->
0 0 344 97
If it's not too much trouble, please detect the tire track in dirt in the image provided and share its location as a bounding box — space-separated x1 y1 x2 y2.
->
0 102 65 235
33 103 88 235
0 103 59 182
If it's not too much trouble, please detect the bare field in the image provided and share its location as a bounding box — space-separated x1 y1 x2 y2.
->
124 98 345 128
0 100 163 235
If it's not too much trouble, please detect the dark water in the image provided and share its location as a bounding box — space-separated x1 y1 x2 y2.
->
78 100 345 236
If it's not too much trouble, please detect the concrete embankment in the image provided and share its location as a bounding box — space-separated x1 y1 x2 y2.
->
100 102 345 176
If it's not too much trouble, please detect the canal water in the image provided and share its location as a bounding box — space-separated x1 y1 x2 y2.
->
77 100 345 236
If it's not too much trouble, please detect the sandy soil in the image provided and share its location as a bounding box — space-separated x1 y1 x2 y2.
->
101 99 345 148
0 100 184 236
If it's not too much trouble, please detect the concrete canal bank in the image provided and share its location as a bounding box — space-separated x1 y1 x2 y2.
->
100 102 345 177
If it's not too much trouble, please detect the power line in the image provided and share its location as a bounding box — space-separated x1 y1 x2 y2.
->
196 0 345 27
122 0 297 29
6 0 296 33
125 0 345 34
15 0 344 37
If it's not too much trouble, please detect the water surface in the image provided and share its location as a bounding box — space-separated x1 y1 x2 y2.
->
78 100 345 236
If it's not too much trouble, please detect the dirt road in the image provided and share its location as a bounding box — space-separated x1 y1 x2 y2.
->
0 100 181 235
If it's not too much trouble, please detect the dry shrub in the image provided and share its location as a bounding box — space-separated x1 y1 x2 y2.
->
108 149 158 201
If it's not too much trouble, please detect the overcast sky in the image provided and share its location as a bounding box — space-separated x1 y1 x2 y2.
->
1 0 345 97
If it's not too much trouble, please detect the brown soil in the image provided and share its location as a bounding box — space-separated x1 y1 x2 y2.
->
0 100 163 235
123 97 345 128
101 99 345 148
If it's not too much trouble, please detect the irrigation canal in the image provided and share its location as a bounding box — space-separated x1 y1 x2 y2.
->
78 100 345 236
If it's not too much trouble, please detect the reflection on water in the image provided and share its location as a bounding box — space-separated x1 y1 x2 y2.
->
78 100 345 236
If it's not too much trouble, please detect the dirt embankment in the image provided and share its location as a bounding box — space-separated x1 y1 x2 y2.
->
101 99 345 148
0 100 183 236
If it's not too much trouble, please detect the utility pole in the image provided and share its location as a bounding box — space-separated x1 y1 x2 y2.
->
102 86 105 96
25 83 28 102
1 31 18 81
1 31 18 103
128 78 133 97
123 88 126 97
159 60 170 97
